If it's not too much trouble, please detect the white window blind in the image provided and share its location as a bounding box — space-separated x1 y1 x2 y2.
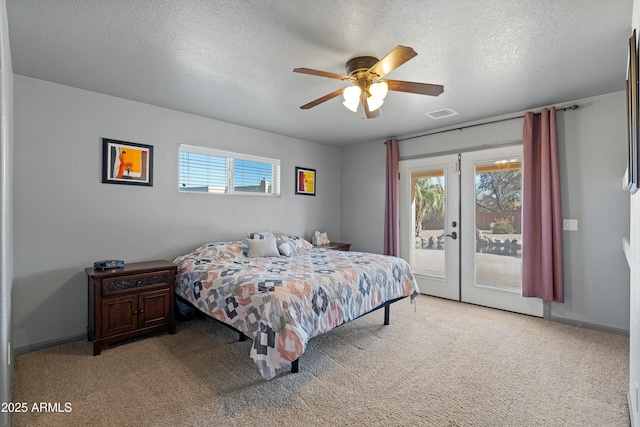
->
179 144 280 196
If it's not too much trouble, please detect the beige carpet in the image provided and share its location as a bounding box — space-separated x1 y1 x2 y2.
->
11 295 629 426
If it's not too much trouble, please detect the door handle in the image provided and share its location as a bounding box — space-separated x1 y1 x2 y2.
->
445 231 457 240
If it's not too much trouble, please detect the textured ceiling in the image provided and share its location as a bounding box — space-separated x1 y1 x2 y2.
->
5 0 634 147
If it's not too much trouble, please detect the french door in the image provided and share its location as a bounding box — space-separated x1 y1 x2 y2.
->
400 146 543 317
400 154 460 300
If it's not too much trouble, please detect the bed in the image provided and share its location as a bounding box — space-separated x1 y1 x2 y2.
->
173 234 419 379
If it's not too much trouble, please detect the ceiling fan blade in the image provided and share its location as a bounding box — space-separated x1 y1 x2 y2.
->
300 88 345 109
362 92 381 119
367 45 417 79
364 105 381 119
386 79 444 96
293 67 350 81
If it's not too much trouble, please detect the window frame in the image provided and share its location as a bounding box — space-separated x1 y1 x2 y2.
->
179 143 281 197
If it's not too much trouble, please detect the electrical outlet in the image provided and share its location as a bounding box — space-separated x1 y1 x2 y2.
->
563 219 578 231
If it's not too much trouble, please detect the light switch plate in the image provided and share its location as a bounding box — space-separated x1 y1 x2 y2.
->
563 219 578 231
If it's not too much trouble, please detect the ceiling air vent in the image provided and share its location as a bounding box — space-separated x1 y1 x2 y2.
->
426 108 458 120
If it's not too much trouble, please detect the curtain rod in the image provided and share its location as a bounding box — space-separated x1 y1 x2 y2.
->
393 104 580 142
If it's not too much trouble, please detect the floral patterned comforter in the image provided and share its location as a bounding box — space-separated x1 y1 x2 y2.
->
173 239 419 379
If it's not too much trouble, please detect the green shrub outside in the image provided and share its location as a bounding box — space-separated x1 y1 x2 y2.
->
492 218 515 234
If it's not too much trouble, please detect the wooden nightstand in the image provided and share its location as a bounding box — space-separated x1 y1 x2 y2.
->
86 260 177 356
319 242 351 251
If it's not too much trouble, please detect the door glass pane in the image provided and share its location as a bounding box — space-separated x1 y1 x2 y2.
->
474 159 522 291
411 169 446 279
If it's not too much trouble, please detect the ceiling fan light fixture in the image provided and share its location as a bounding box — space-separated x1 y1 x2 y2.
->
343 85 361 103
366 96 384 112
369 81 388 100
343 100 359 112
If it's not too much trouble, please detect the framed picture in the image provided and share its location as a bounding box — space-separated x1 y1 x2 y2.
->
102 138 153 186
626 29 639 194
295 166 316 196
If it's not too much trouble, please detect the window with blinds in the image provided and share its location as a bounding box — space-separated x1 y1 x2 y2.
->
179 144 280 196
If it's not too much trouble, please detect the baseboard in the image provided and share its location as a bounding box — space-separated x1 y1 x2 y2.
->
14 333 86 356
548 315 629 336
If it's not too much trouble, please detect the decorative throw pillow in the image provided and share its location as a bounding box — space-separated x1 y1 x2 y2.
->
276 236 297 256
283 235 314 251
246 237 280 257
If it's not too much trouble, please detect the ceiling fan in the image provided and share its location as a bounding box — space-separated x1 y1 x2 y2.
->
293 45 444 119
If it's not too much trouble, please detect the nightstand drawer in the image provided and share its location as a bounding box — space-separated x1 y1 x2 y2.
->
102 270 171 296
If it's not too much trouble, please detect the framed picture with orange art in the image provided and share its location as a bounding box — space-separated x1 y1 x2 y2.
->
102 138 153 187
295 166 315 196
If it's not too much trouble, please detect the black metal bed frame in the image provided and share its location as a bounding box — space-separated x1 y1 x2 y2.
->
176 294 407 375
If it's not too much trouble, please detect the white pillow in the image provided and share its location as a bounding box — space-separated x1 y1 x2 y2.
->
246 237 280 257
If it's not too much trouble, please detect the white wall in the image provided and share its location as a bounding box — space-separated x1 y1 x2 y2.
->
12 75 341 351
341 91 630 333
551 92 630 331
0 1 13 425
340 141 387 254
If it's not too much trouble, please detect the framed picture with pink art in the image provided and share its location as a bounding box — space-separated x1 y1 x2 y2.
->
102 138 154 187
295 166 315 196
